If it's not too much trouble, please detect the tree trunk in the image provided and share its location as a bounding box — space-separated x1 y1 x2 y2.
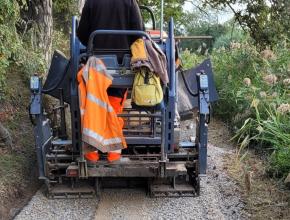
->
22 0 53 64
78 0 85 14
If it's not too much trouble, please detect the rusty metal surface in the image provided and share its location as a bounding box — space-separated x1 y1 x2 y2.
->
88 166 158 177
87 160 159 177
150 183 197 197
87 160 195 178
149 175 198 197
48 184 95 199
125 137 162 145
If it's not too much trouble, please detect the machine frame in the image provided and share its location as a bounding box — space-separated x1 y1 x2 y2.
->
29 7 211 198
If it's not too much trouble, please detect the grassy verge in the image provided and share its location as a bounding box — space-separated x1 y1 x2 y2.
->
0 67 39 219
224 151 290 219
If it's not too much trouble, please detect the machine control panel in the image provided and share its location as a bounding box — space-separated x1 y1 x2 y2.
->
30 76 42 115
199 74 209 91
197 73 210 115
30 76 40 91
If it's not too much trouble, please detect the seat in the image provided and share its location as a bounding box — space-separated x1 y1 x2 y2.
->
94 55 119 69
94 54 134 88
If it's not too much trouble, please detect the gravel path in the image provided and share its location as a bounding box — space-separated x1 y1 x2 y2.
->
15 120 248 220
94 144 247 220
14 191 98 220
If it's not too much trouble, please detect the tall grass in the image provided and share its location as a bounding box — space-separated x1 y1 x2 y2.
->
181 39 290 177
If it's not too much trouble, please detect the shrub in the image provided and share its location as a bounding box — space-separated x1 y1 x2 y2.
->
0 1 46 100
181 39 290 177
218 42 290 176
213 26 247 49
0 1 22 98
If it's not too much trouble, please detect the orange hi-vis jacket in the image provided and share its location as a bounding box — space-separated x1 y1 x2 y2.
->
77 57 127 153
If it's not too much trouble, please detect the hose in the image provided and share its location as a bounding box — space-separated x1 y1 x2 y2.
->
179 69 199 97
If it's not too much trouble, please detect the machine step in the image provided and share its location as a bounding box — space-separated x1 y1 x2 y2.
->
52 139 72 146
126 137 161 145
47 184 95 199
149 183 198 197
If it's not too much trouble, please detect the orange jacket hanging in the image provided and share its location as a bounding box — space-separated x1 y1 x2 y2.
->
77 57 127 153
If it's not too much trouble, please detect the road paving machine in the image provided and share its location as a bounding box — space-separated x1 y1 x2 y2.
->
29 3 218 198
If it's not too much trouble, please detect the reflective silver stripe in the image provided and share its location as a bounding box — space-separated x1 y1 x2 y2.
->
83 57 113 81
103 137 122 146
107 70 131 75
83 128 122 146
107 70 117 74
87 93 113 112
83 128 104 144
96 64 106 73
80 109 85 115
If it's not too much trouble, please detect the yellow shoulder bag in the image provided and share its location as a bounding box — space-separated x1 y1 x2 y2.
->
132 68 163 106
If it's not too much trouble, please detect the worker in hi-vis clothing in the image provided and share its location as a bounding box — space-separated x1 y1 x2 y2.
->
77 0 144 162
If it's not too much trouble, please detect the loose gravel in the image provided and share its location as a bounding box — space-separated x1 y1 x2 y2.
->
94 144 247 220
14 191 98 220
15 120 248 220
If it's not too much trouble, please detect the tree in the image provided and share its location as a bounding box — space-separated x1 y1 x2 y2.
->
139 0 187 29
199 0 290 48
20 0 53 63
179 9 228 51
0 1 21 87
52 0 78 34
78 0 85 14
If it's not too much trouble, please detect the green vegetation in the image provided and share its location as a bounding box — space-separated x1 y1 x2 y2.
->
0 1 45 100
0 1 21 98
201 0 290 48
53 0 79 33
176 0 290 178
140 0 186 27
182 40 290 177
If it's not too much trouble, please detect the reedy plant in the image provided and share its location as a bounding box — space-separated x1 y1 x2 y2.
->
181 38 290 177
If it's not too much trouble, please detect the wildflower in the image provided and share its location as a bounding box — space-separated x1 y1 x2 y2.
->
260 49 276 60
263 74 278 86
283 78 290 86
257 126 264 133
259 91 267 98
196 46 202 54
245 95 252 101
271 92 278 98
230 42 241 49
251 86 258 92
243 78 251 87
277 103 290 114
251 98 260 108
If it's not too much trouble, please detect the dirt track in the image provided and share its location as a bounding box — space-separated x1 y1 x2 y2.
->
15 120 248 220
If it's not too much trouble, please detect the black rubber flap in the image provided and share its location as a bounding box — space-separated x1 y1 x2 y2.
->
43 50 71 103
177 59 218 118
